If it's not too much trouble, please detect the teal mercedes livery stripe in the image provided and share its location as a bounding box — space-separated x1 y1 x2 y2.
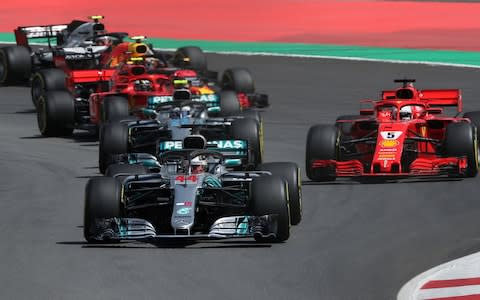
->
2 32 479 67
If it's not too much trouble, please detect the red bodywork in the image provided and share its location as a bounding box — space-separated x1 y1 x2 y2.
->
312 83 473 177
88 62 254 124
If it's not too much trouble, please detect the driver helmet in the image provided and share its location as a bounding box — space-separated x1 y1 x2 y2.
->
399 106 412 120
400 105 425 120
181 106 191 118
191 156 207 174
95 36 113 47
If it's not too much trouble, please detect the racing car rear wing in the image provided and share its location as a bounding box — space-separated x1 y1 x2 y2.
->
381 89 462 112
14 20 86 48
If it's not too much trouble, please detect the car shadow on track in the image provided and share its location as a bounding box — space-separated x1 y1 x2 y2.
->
57 240 272 249
19 132 98 144
15 108 36 114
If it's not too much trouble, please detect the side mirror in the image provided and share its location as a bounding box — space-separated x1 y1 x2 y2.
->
426 108 443 114
360 109 374 115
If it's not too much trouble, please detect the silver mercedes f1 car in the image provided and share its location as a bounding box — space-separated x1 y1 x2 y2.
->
84 137 301 243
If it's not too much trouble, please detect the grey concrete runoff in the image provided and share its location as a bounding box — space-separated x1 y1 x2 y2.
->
1 53 480 299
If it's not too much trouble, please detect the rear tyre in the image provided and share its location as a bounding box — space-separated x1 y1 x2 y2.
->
99 122 129 173
231 118 262 168
84 177 123 242
220 90 241 116
444 122 478 177
258 162 302 225
37 91 74 137
0 46 31 84
305 124 338 181
250 176 290 242
102 96 129 122
221 68 255 93
173 46 207 72
31 69 66 108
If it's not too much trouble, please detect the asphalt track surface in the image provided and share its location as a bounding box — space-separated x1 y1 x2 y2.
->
1 54 480 300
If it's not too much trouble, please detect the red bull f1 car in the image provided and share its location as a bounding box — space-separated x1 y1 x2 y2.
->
306 79 480 181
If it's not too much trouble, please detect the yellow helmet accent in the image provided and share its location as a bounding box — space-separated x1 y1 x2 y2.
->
89 15 104 21
128 42 149 58
173 79 189 88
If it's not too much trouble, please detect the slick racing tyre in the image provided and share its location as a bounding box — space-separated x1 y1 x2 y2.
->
219 90 241 117
231 118 263 168
250 175 290 243
305 124 338 181
0 46 31 84
99 122 129 173
221 68 255 94
463 111 480 140
444 122 478 177
102 96 129 122
37 90 74 137
258 162 302 225
31 69 67 108
173 46 207 72
84 177 123 242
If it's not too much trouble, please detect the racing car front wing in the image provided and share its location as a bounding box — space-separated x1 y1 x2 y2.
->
86 215 278 242
311 157 468 177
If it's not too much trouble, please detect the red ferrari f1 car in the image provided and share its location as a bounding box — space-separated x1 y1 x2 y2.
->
306 79 480 181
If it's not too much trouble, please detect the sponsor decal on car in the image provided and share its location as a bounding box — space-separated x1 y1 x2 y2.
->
207 140 246 149
175 201 193 207
378 153 396 160
177 207 192 215
148 95 173 106
160 140 183 150
380 140 399 148
192 94 218 102
380 131 403 140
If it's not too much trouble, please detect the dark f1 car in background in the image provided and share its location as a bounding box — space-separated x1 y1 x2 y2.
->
84 138 301 243
306 79 480 181
0 15 121 86
98 98 263 174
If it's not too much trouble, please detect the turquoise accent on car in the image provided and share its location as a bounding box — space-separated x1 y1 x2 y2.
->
207 107 221 113
159 141 183 151
224 159 242 167
235 217 249 235
207 140 246 149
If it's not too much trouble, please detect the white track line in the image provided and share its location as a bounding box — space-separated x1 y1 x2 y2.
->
2 41 480 69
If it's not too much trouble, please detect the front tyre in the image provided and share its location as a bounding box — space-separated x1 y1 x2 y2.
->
444 122 478 177
258 162 302 226
305 124 338 181
84 177 123 242
250 176 290 242
37 91 74 137
31 69 66 108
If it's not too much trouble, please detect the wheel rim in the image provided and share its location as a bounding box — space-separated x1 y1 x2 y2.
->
31 74 45 107
37 96 48 133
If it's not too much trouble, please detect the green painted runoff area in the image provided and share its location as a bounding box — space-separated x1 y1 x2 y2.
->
1 32 479 67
